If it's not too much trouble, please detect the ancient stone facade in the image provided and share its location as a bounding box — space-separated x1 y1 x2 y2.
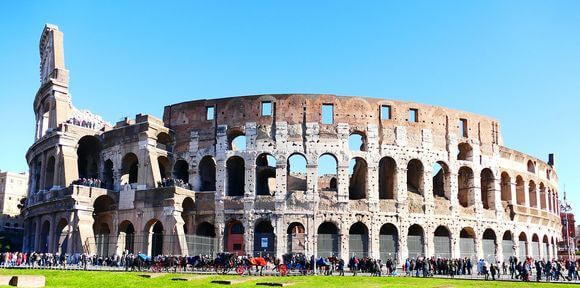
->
23 24 561 264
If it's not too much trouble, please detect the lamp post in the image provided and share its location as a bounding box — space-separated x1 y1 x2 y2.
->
560 188 573 260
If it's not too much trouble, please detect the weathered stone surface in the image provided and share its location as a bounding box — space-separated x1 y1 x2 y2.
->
9 275 45 288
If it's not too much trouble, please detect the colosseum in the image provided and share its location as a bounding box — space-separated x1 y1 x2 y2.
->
23 24 562 265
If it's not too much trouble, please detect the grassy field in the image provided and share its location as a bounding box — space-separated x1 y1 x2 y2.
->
0 269 578 288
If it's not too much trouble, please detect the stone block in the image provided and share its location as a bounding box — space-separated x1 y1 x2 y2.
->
9 275 46 288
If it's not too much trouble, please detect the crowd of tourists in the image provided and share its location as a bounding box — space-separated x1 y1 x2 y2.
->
65 117 98 130
157 178 191 189
72 178 102 188
2 250 580 282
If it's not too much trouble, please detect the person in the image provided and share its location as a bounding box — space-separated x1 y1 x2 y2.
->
338 258 345 276
490 263 496 280
482 262 489 280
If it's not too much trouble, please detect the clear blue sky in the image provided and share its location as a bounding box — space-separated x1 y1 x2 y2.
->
1 1 579 209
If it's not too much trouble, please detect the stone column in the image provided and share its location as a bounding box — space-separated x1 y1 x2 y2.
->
367 164 379 212
423 166 434 216
275 215 285 258
449 172 459 216
510 181 517 206
524 181 530 207
425 225 433 258
337 164 349 206
535 186 541 209
396 167 408 214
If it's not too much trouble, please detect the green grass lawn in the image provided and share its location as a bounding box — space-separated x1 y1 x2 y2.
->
0 269 577 288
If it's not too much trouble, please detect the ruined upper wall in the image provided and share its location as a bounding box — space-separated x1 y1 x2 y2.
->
163 94 502 155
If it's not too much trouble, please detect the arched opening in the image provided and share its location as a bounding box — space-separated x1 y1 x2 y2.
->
193 222 216 256
181 197 195 234
539 183 547 210
28 222 37 252
348 132 366 151
349 222 369 257
150 221 164 257
157 156 170 179
379 157 396 200
45 156 55 190
40 221 50 252
121 153 139 185
515 176 525 205
379 224 398 262
531 234 540 260
103 159 114 190
348 157 367 200
406 159 424 196
457 143 473 161
527 160 535 173
407 224 424 258
529 180 537 208
318 154 338 192
518 232 528 258
500 172 511 202
481 168 495 210
94 223 110 257
225 221 244 255
548 190 553 213
39 101 50 137
198 156 216 191
329 177 337 190
118 221 135 254
56 219 69 254
256 154 277 196
433 226 451 259
287 222 306 254
459 227 476 261
172 159 189 185
229 131 246 151
482 229 497 263
502 231 514 262
93 195 115 257
77 136 102 180
432 162 450 199
287 154 307 191
254 220 275 256
156 132 171 150
458 167 474 208
226 156 245 196
317 222 339 257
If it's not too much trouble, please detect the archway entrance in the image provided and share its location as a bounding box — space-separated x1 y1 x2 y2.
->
287 223 305 254
349 222 369 257
434 226 451 259
254 220 275 256
225 221 244 255
317 222 339 257
379 224 398 262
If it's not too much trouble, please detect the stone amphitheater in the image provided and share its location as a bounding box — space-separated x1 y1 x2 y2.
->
23 24 561 264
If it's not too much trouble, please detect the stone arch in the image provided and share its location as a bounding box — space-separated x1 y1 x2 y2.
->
318 153 338 192
317 222 339 257
432 161 450 199
433 225 452 259
457 142 473 161
225 220 244 255
348 157 367 200
406 159 424 196
287 153 307 191
379 157 396 200
287 222 306 254
55 218 69 254
157 156 170 179
77 135 102 180
173 159 189 184
254 220 275 256
459 227 476 261
45 156 55 190
93 222 111 257
458 166 474 207
502 230 514 261
515 176 525 205
527 160 535 173
529 180 537 208
480 168 495 210
408 224 425 258
181 197 195 234
542 235 550 260
226 156 245 196
256 153 277 196
379 223 398 262
518 232 528 258
144 219 164 256
228 129 246 151
500 172 511 202
482 229 497 263
348 131 367 151
156 132 171 150
121 153 139 185
118 220 135 253
539 183 547 210
198 156 216 191
349 222 369 257
93 195 115 256
531 233 540 259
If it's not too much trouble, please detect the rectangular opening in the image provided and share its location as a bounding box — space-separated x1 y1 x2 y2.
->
459 118 468 137
206 106 215 121
233 244 242 250
409 108 418 122
380 105 391 120
322 104 334 124
261 101 272 116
